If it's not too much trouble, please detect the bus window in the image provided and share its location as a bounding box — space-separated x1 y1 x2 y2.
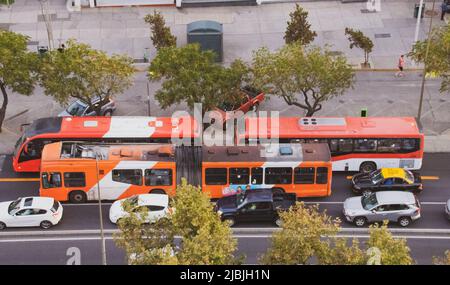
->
316 167 328 184
205 168 227 185
63 172 86 187
265 168 292 184
42 172 62 189
402 139 419 152
251 167 263 185
112 169 142 185
338 139 353 153
377 139 402 153
294 167 315 184
229 168 249 185
354 139 377 153
145 169 173 186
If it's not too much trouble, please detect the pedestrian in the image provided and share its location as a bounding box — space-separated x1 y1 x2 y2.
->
441 1 449 21
395 55 405 77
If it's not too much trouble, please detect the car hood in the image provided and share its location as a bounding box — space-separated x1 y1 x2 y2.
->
343 197 366 214
109 201 126 217
447 199 450 211
0 202 11 215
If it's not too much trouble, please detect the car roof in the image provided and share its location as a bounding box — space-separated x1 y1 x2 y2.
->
375 191 416 205
243 189 274 203
137 194 169 207
20 197 54 209
380 168 409 180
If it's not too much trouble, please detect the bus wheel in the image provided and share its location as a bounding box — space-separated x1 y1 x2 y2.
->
69 191 87 204
359 162 377 173
150 189 166 195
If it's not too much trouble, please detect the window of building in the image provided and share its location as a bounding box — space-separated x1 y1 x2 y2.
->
112 169 142 185
294 167 315 184
251 167 263 185
265 167 292 184
316 167 328 184
205 168 227 185
64 172 86 187
145 169 172 186
42 172 62 189
229 168 250 185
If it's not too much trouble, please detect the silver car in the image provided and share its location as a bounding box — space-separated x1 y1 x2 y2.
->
343 191 421 227
58 97 116 117
446 199 450 220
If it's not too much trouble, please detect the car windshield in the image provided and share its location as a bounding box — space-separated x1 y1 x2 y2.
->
404 170 414 182
13 135 26 157
369 170 383 184
8 198 22 214
66 101 87 116
361 193 378 210
127 196 139 207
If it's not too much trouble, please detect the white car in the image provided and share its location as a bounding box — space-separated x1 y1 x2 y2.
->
109 194 170 224
0 197 63 230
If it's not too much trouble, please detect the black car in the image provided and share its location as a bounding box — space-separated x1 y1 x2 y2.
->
351 168 423 195
214 189 296 227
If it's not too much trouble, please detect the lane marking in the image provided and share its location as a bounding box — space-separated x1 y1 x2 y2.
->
346 175 439 180
304 201 446 205
0 178 39 182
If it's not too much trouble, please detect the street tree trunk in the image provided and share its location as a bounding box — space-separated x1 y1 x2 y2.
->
0 82 9 133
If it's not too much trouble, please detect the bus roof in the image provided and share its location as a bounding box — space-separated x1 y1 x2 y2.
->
203 143 330 162
23 116 198 140
242 117 421 139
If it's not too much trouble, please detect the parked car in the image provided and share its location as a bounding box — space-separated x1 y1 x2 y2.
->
109 194 170 224
58 97 116 117
215 86 265 122
446 199 450 220
215 188 296 227
343 191 421 227
351 168 423 196
0 197 63 230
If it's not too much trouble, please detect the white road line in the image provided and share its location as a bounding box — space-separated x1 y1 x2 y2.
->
303 201 446 205
63 203 113 206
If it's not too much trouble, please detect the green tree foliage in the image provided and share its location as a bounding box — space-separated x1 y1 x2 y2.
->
409 24 450 93
367 222 414 265
144 11 177 50
260 202 340 265
39 40 135 115
344 27 374 66
284 4 317 45
0 31 39 132
114 179 240 265
251 43 354 116
149 44 249 113
433 250 450 265
318 238 367 265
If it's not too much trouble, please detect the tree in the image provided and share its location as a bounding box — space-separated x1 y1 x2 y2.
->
39 40 135 115
149 44 249 113
251 43 354 116
114 179 241 265
144 11 177 50
409 24 450 93
0 31 39 133
260 202 340 265
317 238 367 265
367 222 414 265
284 4 317 45
344 28 374 67
433 250 450 265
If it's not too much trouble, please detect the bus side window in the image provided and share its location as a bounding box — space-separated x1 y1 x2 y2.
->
401 139 418 152
64 172 86 187
294 167 315 184
42 172 62 189
205 168 227 185
145 169 173 186
229 168 250 185
265 167 292 184
251 167 263 185
112 169 142 185
316 167 328 184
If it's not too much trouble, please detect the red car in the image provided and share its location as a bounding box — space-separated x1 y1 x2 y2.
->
215 87 265 121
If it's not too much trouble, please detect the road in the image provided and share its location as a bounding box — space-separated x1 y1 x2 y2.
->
0 153 449 264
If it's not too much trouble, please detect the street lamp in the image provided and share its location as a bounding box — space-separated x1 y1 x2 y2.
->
417 0 437 121
89 147 107 265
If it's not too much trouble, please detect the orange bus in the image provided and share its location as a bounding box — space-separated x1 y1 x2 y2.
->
239 117 424 172
13 116 198 172
39 142 332 202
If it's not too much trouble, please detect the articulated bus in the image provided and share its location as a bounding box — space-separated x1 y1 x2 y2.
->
239 117 424 172
39 142 332 202
13 116 198 172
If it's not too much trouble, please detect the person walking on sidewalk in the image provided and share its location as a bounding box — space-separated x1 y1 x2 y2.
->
441 1 449 21
395 55 405 77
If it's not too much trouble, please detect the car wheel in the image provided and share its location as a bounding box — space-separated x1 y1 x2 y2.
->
275 218 283 227
362 190 372 197
354 217 367 227
69 191 87 204
359 162 377 173
40 220 53 229
103 110 113 116
224 217 236 227
398 216 411 227
0 222 6 230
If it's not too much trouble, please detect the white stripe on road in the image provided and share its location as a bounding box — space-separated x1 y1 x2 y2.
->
304 201 446 205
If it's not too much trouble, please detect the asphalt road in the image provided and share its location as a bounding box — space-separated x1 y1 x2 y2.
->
0 153 449 264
